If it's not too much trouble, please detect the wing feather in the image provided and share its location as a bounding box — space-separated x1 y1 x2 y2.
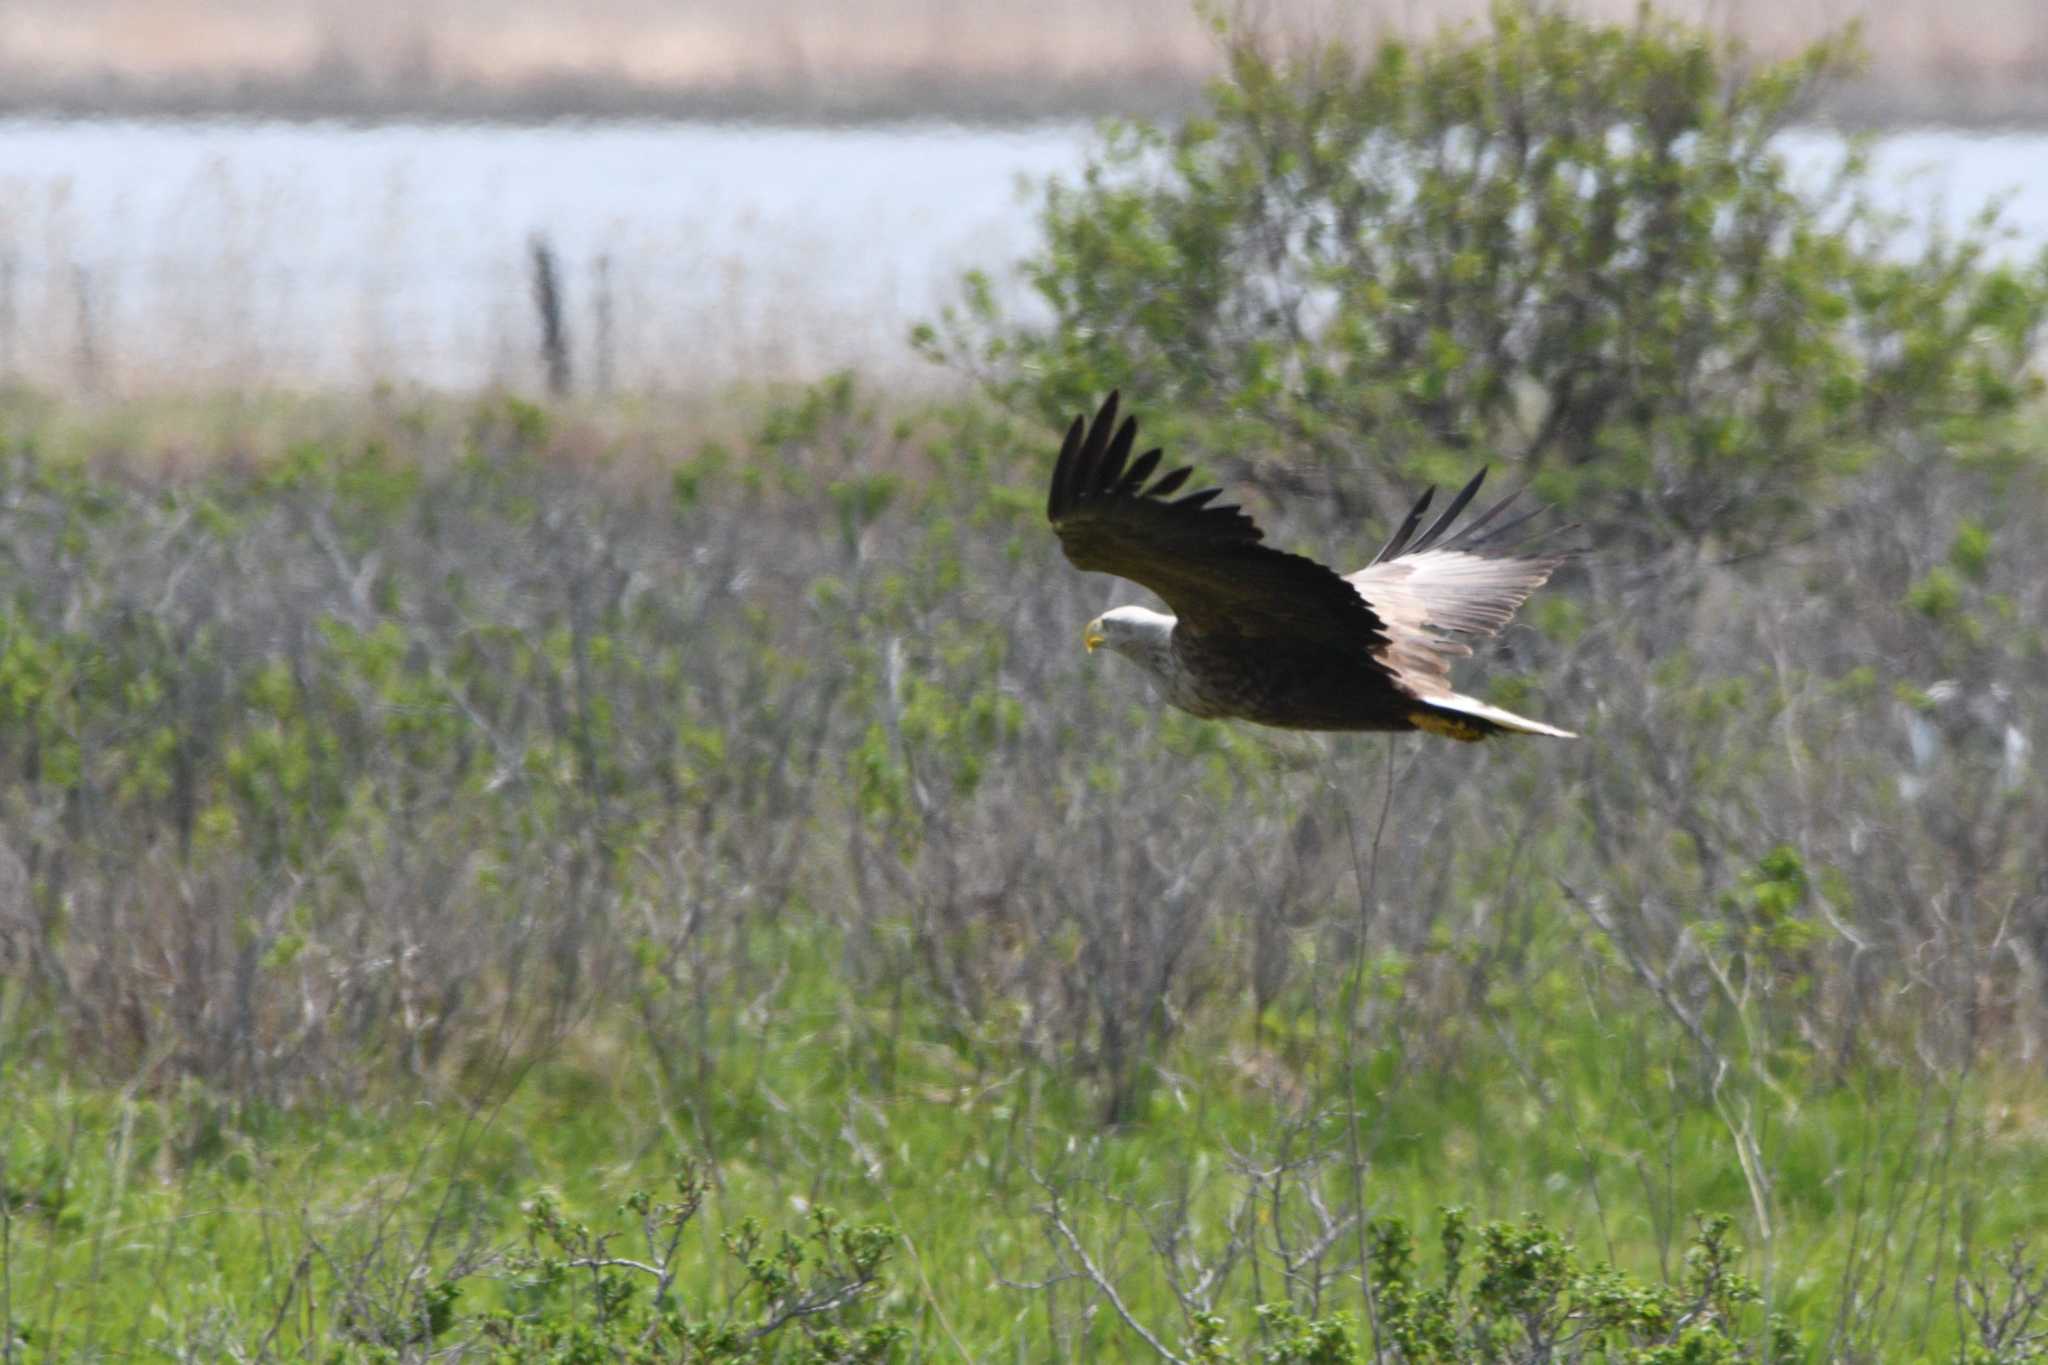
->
1097 413 1138 489
1370 485 1434 565
1348 473 1568 698
1407 468 1486 555
1145 465 1193 499
1117 447 1163 493
1048 393 1388 649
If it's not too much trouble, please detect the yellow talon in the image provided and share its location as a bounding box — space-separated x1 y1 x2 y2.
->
1409 711 1487 742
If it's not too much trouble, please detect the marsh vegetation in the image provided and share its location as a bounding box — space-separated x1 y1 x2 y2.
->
4 6 2048 1360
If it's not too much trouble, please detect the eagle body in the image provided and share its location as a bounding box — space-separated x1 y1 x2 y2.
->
1172 632 1476 733
1053 393 1574 742
1120 618 1407 728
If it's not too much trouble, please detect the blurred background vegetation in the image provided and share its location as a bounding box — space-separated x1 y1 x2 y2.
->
5 2 2048 1360
7 0 2048 125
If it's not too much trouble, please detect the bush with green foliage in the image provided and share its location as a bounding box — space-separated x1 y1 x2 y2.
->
484 1163 903 1363
443 1193 1804 1365
1174 1211 1799 1364
921 2 2048 549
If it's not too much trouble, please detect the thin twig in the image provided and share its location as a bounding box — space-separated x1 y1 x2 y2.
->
1036 1177 1187 1365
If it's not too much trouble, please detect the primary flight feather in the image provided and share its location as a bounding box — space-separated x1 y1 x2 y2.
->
1047 392 1574 741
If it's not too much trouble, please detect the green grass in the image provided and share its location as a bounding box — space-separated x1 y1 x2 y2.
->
6 918 2044 1360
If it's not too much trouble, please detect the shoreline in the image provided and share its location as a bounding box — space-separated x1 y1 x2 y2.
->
4 71 2048 135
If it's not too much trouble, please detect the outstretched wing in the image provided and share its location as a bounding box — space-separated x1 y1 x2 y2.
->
1347 469 1567 699
1047 393 1387 649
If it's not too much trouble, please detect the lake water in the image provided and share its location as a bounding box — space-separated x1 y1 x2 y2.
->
1 118 2044 394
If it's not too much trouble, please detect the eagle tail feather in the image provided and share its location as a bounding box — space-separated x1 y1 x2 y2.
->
1414 691 1577 740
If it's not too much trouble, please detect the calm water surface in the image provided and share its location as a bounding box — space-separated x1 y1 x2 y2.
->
0 118 2042 392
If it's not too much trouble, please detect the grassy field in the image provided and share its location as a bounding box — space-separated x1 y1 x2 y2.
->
0 375 2045 1359
9 928 2048 1358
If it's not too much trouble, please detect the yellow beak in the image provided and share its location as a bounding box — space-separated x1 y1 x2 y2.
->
1083 619 1106 653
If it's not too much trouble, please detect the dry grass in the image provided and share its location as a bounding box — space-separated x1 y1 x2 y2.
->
3 0 2048 125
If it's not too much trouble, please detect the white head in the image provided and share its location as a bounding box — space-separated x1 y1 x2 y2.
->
1083 605 1177 678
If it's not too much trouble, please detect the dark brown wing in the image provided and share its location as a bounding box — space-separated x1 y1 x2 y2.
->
1047 393 1388 649
1346 468 1568 700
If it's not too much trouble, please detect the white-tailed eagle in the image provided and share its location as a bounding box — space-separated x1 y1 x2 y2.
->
1048 392 1574 741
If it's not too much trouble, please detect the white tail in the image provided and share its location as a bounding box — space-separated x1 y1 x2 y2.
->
1424 690 1577 740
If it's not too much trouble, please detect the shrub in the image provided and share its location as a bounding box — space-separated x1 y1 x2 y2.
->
486 1162 903 1363
1050 1204 1799 1364
921 2 2048 551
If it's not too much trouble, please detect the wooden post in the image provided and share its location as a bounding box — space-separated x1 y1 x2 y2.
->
530 234 571 397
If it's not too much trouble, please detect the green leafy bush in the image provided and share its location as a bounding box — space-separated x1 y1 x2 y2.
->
486 1163 903 1363
922 2 2048 549
1360 1210 1798 1363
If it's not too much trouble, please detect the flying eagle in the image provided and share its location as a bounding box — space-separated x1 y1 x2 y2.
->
1047 392 1574 740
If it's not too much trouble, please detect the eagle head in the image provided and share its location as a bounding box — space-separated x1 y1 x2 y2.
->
1085 605 1176 671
